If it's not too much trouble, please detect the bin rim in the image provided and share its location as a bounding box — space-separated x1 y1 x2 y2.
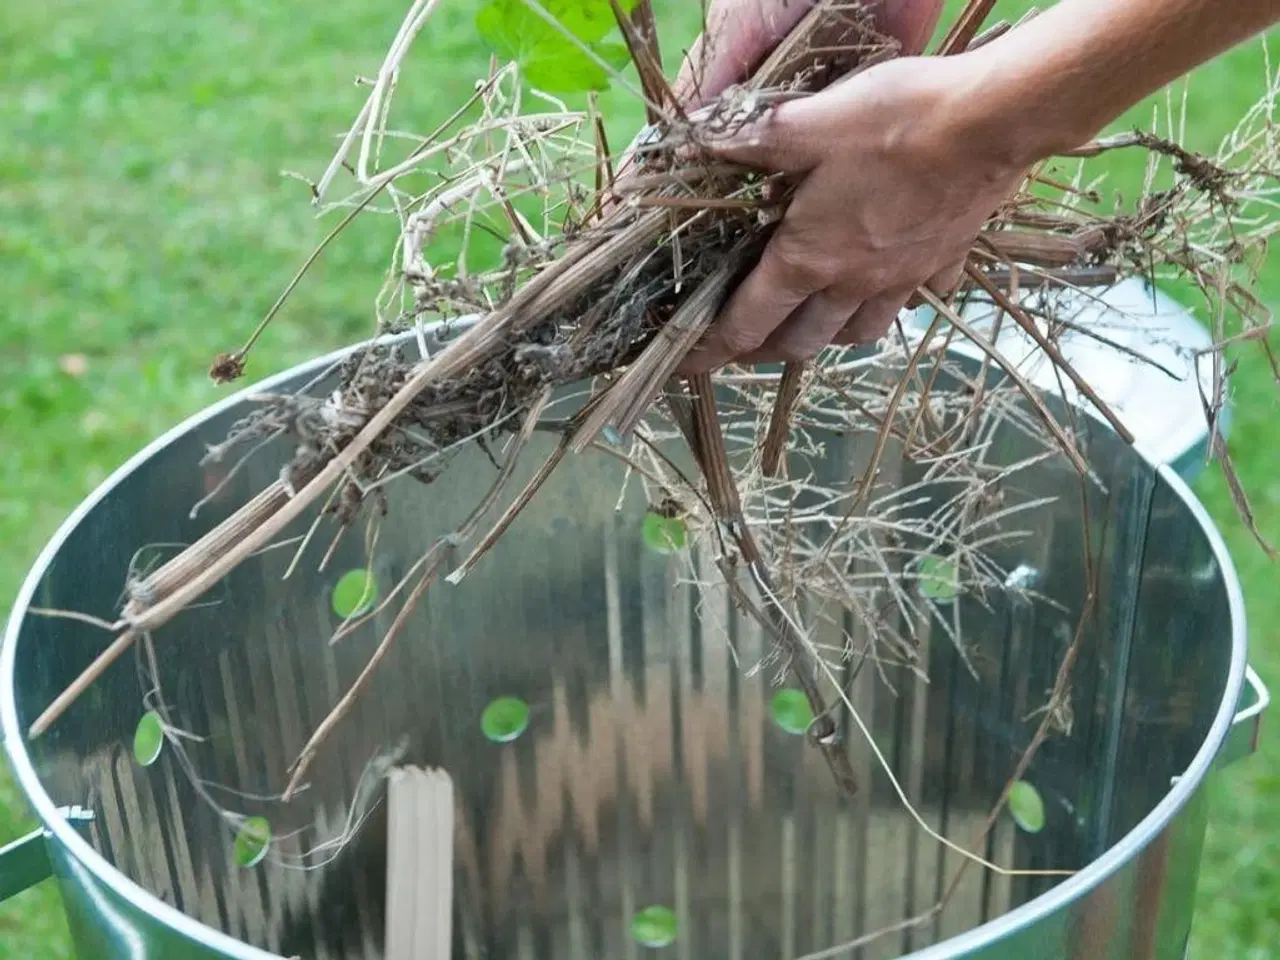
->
1 333 1248 960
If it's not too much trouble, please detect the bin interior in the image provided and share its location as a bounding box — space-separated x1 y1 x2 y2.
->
10 354 1234 959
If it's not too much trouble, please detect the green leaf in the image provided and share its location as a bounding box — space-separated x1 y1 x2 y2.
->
642 511 687 554
1008 780 1046 834
917 556 960 602
332 568 378 619
630 905 678 947
769 689 814 736
481 696 531 742
475 0 636 93
133 710 164 767
233 816 271 868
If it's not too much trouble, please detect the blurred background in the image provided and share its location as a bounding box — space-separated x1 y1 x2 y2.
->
1 0 1277 955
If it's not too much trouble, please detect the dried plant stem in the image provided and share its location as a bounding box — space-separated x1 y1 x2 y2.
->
284 548 447 800
686 373 860 798
963 263 1136 443
571 255 740 450
26 608 124 632
761 362 807 477
28 212 672 738
448 434 573 582
919 289 1091 476
28 630 139 737
937 0 998 56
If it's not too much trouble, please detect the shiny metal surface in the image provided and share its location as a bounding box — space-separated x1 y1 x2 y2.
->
1218 667 1269 770
1 340 1254 960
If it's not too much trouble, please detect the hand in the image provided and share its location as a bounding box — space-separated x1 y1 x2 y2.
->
673 0 946 107
678 54 1028 373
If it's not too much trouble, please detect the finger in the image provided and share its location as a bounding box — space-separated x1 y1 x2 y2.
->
699 97 827 174
673 2 817 108
763 290 863 362
679 239 825 374
834 290 913 344
905 258 966 308
672 33 716 108
927 259 966 299
878 0 948 56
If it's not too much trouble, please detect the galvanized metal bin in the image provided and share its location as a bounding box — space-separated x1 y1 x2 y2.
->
1 322 1268 960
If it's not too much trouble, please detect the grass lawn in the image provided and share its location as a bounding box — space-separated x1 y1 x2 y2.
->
1 0 1277 956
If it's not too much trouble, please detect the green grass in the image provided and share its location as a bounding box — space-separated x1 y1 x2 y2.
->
0 1 1277 956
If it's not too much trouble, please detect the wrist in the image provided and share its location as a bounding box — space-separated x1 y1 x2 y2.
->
938 42 1107 172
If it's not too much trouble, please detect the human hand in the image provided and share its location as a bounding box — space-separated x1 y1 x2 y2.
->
673 0 946 107
678 53 1029 373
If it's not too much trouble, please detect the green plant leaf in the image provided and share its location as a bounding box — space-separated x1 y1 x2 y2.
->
332 568 378 619
476 0 635 93
234 816 271 868
642 511 687 553
1008 780 1046 834
917 555 960 601
481 696 531 742
769 689 814 736
133 710 164 767
630 905 678 947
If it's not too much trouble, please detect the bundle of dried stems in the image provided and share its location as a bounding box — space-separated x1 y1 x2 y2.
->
26 0 1280 933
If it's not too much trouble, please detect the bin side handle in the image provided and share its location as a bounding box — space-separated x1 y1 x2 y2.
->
0 805 94 903
1217 665 1269 770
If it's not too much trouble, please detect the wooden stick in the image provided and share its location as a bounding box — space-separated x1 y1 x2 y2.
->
937 0 998 56
385 766 454 960
761 363 806 477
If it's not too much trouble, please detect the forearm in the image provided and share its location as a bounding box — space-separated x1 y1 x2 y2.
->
962 0 1280 163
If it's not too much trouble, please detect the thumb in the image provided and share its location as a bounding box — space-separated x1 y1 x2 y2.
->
698 97 824 173
673 1 818 108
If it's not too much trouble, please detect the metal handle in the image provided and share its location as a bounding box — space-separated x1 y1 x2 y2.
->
0 805 93 904
1217 665 1269 769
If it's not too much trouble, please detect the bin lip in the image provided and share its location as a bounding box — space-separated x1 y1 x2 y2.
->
1 337 1248 960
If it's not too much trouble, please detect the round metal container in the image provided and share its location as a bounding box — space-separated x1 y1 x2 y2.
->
1 339 1265 960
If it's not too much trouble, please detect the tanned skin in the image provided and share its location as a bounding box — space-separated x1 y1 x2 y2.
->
671 0 1280 372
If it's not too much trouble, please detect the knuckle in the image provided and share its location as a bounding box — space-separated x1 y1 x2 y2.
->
776 341 821 363
720 325 768 355
859 263 896 293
